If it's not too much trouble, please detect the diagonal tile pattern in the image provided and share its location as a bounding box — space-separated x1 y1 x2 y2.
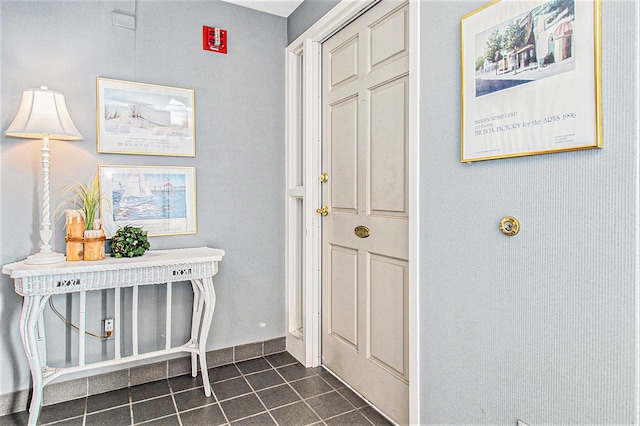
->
0 352 393 425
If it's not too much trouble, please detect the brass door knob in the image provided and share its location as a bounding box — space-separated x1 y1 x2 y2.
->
354 225 370 238
316 206 328 216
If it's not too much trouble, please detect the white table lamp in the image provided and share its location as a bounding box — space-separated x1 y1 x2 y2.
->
5 86 82 264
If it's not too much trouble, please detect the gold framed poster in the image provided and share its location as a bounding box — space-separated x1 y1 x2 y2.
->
97 78 195 156
100 165 197 237
461 0 602 162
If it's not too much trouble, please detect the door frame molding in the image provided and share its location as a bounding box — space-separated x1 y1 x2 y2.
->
285 1 420 423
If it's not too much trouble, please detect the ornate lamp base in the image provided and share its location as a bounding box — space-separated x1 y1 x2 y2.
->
24 251 66 265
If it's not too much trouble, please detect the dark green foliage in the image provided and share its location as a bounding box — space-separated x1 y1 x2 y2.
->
484 28 503 64
109 225 150 258
545 0 574 22
501 21 525 54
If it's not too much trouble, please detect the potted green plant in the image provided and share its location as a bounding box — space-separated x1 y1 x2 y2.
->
64 175 101 231
110 225 150 258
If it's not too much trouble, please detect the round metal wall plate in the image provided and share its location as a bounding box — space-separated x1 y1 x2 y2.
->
500 216 520 236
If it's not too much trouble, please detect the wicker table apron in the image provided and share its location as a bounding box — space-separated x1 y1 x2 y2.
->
2 247 225 426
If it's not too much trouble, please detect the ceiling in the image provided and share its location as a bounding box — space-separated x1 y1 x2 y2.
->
219 0 305 17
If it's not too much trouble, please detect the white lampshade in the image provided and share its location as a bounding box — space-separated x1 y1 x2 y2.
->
5 86 82 140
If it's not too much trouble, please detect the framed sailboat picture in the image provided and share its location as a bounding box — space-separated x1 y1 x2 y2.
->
99 165 197 237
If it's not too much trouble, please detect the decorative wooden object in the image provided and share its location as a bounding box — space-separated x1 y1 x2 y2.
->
83 230 106 261
65 210 84 261
65 211 106 261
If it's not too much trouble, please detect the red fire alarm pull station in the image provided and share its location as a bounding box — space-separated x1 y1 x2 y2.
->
203 26 227 54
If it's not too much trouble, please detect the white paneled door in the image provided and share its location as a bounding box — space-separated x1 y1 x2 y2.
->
321 1 409 424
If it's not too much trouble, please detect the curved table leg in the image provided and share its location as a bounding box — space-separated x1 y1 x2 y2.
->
189 281 203 377
195 276 216 397
20 295 49 426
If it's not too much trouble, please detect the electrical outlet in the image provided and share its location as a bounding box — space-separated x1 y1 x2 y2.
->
104 318 114 337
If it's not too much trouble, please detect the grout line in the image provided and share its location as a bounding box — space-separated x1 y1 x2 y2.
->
226 410 271 425
208 364 243 386
82 401 131 416
320 365 395 425
167 377 183 426
212 376 253 403
264 353 299 369
39 414 86 426
271 362 328 424
129 392 172 405
172 399 220 414
322 407 375 425
267 397 305 412
217 403 232 425
212 375 235 425
240 361 281 426
82 394 88 426
136 413 180 425
80 380 88 426
225 410 270 424
128 384 134 426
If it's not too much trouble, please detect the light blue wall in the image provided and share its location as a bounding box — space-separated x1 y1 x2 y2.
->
419 0 638 423
0 0 286 395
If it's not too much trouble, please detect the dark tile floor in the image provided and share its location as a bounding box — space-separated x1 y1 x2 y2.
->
0 352 393 426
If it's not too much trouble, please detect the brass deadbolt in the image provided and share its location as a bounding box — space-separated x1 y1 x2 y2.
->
316 206 328 216
500 216 520 236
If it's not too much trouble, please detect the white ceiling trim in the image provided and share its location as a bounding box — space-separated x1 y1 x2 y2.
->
220 0 304 17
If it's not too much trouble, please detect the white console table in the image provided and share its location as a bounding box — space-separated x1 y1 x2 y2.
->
2 246 225 426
